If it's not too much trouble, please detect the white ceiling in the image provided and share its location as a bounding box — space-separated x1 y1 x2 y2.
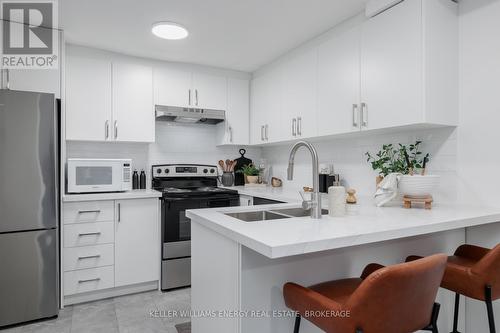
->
60 0 368 72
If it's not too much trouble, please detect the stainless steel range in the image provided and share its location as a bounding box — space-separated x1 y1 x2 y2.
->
152 164 240 290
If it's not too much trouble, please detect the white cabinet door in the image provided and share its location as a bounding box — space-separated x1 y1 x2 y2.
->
115 199 159 287
192 73 227 110
251 68 284 144
361 0 423 130
154 67 192 108
226 78 249 145
66 56 112 141
112 63 154 142
282 49 318 139
218 78 250 145
318 26 361 136
250 76 266 144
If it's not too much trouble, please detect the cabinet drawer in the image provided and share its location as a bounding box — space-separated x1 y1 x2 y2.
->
63 244 114 271
64 222 114 248
63 201 114 224
64 266 114 296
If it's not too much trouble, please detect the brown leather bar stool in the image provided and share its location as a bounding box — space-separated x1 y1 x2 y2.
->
283 254 447 333
408 244 500 333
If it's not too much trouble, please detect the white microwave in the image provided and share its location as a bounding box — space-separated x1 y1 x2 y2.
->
67 158 132 193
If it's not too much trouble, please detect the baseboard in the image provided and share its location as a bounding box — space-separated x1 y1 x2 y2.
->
63 280 159 306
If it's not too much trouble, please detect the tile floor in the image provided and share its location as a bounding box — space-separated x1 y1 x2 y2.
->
2 288 191 333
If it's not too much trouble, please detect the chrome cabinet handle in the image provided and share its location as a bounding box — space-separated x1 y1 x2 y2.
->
114 121 118 139
105 121 109 139
78 278 101 284
265 124 269 141
117 203 121 222
195 89 199 106
352 104 359 128
188 89 192 105
229 126 233 143
361 103 368 127
261 125 264 141
78 232 101 236
297 117 302 136
78 254 101 260
292 118 297 136
78 210 101 214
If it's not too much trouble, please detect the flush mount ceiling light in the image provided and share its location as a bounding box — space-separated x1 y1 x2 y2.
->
152 22 189 40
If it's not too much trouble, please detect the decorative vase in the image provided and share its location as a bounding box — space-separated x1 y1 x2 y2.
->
221 172 234 187
246 175 259 184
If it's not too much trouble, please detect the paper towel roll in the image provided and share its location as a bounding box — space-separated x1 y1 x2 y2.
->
328 186 346 217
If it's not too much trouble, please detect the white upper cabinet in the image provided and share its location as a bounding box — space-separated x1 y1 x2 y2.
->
154 69 227 110
249 0 457 145
361 0 422 130
282 49 318 140
66 57 154 143
66 56 112 141
250 67 284 144
192 73 227 110
154 67 192 108
361 0 458 130
114 199 159 287
112 63 154 143
318 26 361 136
217 78 250 145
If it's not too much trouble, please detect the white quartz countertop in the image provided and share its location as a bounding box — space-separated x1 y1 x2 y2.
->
63 189 162 202
186 198 500 259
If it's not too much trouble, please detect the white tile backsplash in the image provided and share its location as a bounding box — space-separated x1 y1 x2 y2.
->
67 122 261 189
261 127 458 201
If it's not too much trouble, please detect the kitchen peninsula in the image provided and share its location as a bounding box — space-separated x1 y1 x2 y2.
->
187 199 500 333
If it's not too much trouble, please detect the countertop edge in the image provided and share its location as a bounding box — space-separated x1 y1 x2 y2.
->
62 190 162 202
187 205 500 259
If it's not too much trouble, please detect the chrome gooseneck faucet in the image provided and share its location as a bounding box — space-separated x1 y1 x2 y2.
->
287 141 322 219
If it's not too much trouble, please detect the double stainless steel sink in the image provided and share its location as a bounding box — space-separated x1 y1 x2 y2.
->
225 207 328 222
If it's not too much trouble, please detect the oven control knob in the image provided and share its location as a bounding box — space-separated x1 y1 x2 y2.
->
203 169 208 174
156 169 162 174
165 169 170 174
210 168 215 174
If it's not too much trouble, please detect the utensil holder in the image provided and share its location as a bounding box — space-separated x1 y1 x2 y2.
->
221 172 234 187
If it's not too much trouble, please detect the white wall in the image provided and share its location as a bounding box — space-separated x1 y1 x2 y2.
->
458 1 500 330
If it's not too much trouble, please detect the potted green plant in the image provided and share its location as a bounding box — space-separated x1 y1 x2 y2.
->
238 164 260 184
366 141 430 185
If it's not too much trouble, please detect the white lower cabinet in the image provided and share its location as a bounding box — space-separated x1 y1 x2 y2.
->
64 244 114 272
62 198 160 304
64 266 115 296
114 199 159 287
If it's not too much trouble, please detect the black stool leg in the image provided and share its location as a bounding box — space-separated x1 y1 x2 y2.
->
424 302 441 333
293 314 301 333
485 285 496 333
451 293 461 333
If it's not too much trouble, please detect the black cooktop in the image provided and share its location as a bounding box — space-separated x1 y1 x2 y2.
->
154 186 238 198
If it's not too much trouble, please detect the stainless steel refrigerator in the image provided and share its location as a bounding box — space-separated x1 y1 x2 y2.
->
0 90 59 327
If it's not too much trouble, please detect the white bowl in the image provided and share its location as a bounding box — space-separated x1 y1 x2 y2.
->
398 175 440 197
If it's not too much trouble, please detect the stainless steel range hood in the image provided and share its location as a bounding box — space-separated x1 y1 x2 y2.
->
155 105 225 124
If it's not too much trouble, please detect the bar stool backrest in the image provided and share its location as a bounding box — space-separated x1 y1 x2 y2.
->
347 254 447 333
472 244 500 299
